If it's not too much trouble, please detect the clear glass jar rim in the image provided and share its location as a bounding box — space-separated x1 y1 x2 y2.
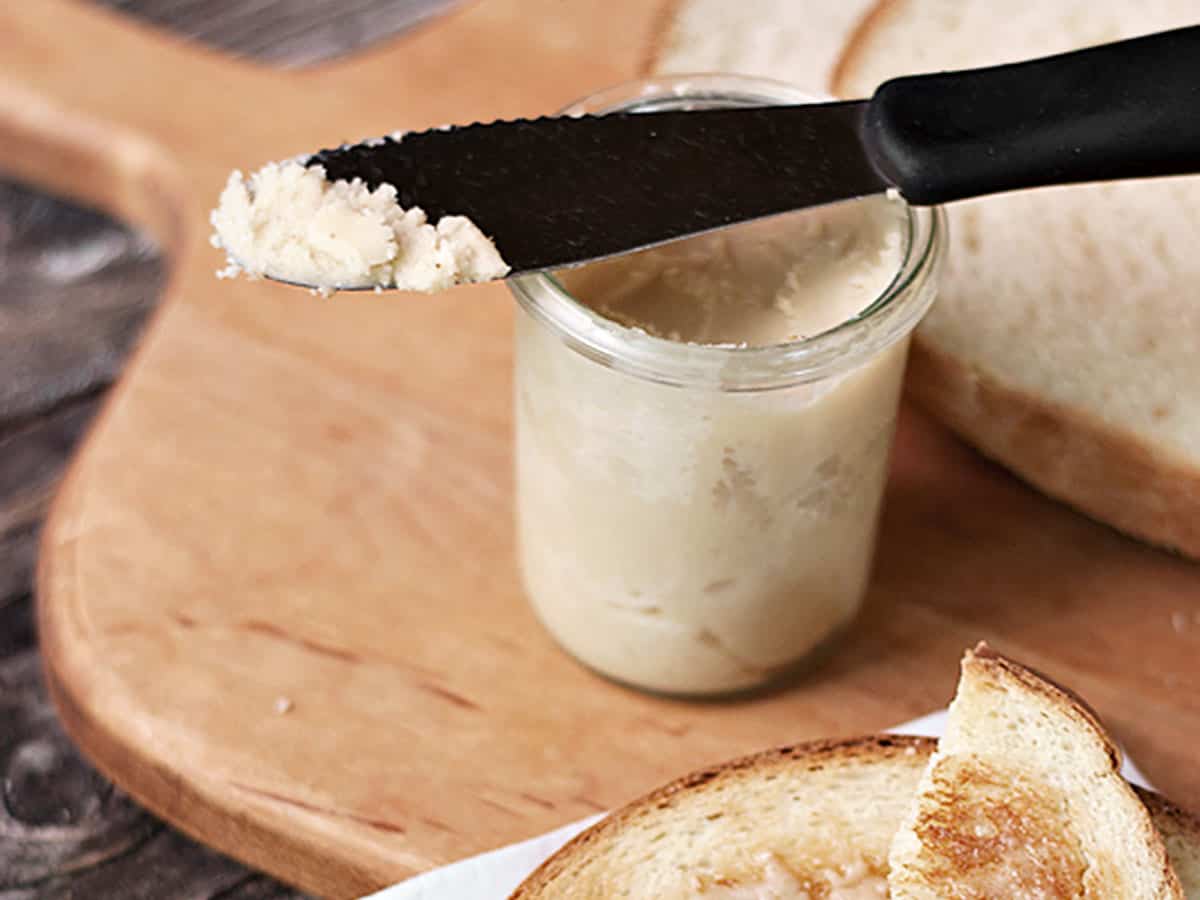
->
508 73 947 391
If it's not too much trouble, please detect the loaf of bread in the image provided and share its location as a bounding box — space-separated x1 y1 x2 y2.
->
835 0 1200 557
653 0 1200 557
650 0 873 98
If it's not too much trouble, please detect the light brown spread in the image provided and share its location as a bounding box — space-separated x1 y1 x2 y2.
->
695 854 889 899
908 756 1088 898
559 196 904 346
515 195 909 694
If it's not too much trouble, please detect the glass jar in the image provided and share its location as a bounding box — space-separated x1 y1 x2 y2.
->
509 74 944 697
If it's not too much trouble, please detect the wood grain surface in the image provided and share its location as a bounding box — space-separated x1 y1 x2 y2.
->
0 2 448 897
0 142 311 900
7 1 1200 899
5 0 680 895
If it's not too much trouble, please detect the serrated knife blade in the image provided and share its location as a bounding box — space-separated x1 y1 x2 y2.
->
308 101 888 276
292 26 1200 287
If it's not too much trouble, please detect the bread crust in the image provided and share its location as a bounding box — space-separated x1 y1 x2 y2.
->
904 338 1200 557
1142 788 1200 845
833 0 1200 560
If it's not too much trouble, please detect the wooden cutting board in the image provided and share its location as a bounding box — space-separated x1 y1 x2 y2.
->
7 1 1200 897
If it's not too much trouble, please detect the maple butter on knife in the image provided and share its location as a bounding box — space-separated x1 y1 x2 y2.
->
209 156 509 296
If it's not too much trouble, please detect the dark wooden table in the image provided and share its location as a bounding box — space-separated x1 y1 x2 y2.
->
0 2 451 896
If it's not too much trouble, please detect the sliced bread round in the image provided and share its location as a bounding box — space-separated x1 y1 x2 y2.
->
833 0 1200 557
510 734 1200 898
650 0 1200 557
510 735 923 898
888 644 1186 898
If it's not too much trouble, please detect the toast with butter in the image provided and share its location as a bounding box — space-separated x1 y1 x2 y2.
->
511 649 1200 898
888 644 1184 898
510 747 1200 898
510 734 925 898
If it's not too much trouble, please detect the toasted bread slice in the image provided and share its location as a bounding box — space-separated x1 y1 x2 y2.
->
511 734 922 898
510 733 1200 898
888 644 1184 898
1151 791 1200 895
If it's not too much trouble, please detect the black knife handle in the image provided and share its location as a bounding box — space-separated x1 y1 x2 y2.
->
863 25 1200 206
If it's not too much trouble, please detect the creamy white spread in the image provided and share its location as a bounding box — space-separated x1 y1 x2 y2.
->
695 854 889 899
515 196 910 695
559 196 904 345
209 159 509 295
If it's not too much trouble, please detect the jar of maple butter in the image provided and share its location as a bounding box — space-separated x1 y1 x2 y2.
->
509 75 944 697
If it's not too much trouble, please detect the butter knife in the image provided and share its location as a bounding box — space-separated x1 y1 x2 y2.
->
299 24 1200 285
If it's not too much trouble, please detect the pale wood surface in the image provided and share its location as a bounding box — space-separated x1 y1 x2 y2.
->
0 182 311 898
0 2 447 897
7 1 1200 899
